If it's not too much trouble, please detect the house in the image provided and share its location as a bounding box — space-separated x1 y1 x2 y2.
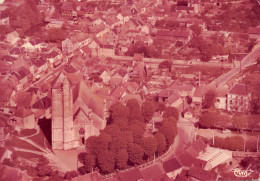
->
117 168 144 181
193 85 207 106
140 163 167 181
100 70 111 84
177 151 207 169
197 146 232 170
6 31 20 45
80 46 92 58
110 69 129 87
175 6 195 15
185 138 207 158
163 157 182 179
169 82 195 97
226 84 250 113
84 4 95 18
0 11 9 26
31 96 52 119
188 167 217 181
9 47 24 57
183 107 193 119
0 147 12 163
72 171 102 181
62 33 91 54
215 88 229 110
109 86 127 101
0 121 9 147
11 67 31 90
60 1 76 20
16 91 36 109
13 107 36 129
31 57 48 76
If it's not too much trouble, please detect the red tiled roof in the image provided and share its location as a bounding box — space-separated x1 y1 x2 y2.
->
163 157 182 173
228 84 247 96
14 107 33 118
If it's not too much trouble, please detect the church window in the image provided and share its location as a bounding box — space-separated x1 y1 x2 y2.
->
79 127 85 135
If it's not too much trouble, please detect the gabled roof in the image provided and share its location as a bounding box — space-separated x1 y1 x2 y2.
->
188 167 217 181
73 79 104 118
140 163 166 180
163 157 182 173
166 92 181 105
177 151 207 169
64 64 77 74
32 57 46 67
228 84 247 96
51 72 66 89
29 38 42 46
32 96 51 109
9 47 24 55
16 91 34 109
117 168 144 181
14 107 33 118
1 55 16 62
185 138 207 157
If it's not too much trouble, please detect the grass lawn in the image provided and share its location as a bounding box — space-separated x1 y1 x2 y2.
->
7 136 43 152
16 151 42 160
29 129 52 150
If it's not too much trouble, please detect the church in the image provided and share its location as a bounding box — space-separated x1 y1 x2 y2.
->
51 72 106 150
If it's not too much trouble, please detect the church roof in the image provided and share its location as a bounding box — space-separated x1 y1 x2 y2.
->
73 79 104 118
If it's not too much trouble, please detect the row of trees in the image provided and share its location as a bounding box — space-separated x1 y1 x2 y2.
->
199 111 248 131
125 41 162 58
212 136 244 151
78 99 178 175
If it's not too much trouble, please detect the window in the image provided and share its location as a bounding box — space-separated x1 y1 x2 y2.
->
79 128 85 135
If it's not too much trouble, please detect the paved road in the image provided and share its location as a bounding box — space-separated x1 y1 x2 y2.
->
209 45 260 88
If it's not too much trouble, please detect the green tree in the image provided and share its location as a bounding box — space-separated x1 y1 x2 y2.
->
127 144 144 165
141 136 158 159
203 90 216 109
109 101 130 121
82 153 96 173
232 116 248 131
129 123 145 145
154 132 167 155
86 135 111 156
141 100 157 122
121 131 134 147
159 120 177 146
97 150 115 174
110 136 127 153
102 124 121 138
127 99 144 122
8 0 43 34
113 118 129 131
64 170 78 180
199 112 218 128
46 28 66 43
115 149 129 169
163 107 179 121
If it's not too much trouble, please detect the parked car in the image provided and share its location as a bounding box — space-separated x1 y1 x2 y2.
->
222 129 231 133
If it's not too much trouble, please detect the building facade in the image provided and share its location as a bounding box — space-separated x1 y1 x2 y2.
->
51 73 106 150
226 84 250 113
